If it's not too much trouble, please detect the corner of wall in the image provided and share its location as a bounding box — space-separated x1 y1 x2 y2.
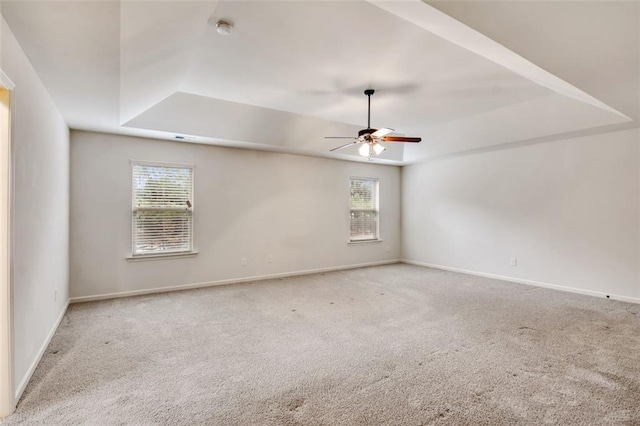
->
2 15 71 400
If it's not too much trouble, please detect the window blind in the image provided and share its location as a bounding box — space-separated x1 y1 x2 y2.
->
349 177 379 241
132 163 194 256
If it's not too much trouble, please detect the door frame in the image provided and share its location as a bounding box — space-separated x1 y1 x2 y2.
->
0 69 15 418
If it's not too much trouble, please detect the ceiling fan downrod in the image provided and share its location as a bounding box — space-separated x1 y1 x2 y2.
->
365 89 374 130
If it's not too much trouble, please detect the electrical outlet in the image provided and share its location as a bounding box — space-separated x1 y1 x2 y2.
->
241 258 247 266
267 255 273 263
386 246 390 253
54 289 57 302
510 257 518 267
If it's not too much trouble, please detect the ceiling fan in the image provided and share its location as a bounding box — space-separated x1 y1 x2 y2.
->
326 89 421 158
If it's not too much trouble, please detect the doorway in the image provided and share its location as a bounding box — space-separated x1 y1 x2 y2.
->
0 72 14 417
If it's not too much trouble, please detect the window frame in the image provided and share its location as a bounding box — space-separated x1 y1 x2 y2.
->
348 176 381 243
129 160 196 259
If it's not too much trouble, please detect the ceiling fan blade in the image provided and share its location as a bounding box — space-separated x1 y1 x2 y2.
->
371 128 394 138
381 136 422 143
330 141 361 152
325 136 357 139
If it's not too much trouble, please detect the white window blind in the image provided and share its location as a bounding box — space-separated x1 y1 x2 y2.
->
349 177 379 241
132 162 194 256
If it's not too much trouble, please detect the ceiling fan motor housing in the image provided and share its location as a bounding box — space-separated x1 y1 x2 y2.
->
358 128 377 137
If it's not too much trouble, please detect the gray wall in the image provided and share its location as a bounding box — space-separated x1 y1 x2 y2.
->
70 131 401 299
402 128 639 301
1 17 70 397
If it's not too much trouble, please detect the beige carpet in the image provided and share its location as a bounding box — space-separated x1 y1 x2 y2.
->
3 264 640 425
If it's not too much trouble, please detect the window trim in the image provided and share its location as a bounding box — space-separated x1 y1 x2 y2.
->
126 251 199 262
129 160 196 259
348 176 381 243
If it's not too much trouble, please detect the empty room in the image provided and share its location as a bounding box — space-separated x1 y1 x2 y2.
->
0 0 639 424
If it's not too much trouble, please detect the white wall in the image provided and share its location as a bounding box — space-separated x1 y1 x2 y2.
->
70 131 401 299
402 128 640 301
0 18 70 398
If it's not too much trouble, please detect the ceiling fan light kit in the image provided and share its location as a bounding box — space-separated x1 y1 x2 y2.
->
358 141 385 158
326 89 422 158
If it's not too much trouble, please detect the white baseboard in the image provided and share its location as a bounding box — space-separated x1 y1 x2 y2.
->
402 259 640 305
15 300 69 403
70 259 402 304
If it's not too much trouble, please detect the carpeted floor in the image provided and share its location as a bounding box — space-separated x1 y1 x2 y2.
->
3 264 640 425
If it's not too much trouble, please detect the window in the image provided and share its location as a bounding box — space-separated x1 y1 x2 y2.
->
349 177 379 241
131 162 194 256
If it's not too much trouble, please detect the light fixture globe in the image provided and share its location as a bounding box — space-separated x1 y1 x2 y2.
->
372 142 385 155
359 143 371 157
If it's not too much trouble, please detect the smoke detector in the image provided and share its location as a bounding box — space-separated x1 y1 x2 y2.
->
209 18 233 36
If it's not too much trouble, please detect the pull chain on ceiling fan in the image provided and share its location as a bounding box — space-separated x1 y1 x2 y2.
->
325 89 422 158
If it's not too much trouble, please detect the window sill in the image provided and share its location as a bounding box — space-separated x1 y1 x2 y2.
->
348 239 383 245
126 251 199 262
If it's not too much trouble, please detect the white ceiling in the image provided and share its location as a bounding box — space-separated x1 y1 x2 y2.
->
181 1 549 128
1 0 637 164
428 0 640 123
